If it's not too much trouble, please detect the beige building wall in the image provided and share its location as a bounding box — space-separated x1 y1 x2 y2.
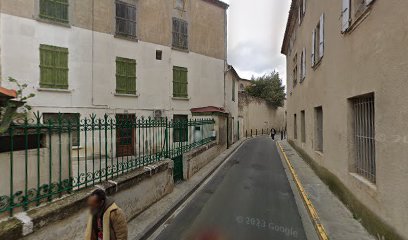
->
239 93 286 135
0 0 228 207
238 79 252 92
0 0 226 60
282 0 408 238
225 67 239 142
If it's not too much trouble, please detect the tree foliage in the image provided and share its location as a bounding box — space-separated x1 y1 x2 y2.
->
0 77 35 133
245 71 286 108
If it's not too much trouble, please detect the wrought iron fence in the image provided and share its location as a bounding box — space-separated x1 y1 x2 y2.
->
0 113 215 216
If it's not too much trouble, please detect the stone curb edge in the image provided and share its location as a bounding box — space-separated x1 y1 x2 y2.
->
276 141 329 240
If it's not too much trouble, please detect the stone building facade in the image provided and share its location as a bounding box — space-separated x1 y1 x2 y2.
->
282 0 408 238
0 0 228 120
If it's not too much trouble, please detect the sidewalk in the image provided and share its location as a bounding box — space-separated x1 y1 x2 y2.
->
128 139 247 240
278 140 375 240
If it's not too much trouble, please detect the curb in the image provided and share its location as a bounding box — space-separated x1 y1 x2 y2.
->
277 141 329 240
137 138 248 240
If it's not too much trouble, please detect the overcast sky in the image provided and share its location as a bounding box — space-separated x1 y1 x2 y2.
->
224 0 291 82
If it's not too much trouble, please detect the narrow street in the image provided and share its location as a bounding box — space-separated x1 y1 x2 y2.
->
153 137 306 240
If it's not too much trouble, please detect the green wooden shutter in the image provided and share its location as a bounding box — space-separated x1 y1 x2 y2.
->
173 66 188 98
40 44 68 89
116 57 136 95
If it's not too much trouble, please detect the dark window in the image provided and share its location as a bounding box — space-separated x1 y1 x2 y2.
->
116 1 137 38
314 106 323 152
43 113 80 147
173 115 188 142
156 50 162 60
172 18 188 50
294 114 298 139
301 110 306 143
0 134 45 153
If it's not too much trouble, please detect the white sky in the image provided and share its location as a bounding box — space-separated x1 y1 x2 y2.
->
224 0 291 82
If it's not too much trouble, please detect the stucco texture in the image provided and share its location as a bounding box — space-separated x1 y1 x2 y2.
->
284 0 408 237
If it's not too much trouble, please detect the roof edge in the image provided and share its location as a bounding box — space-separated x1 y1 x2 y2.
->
281 0 297 55
201 0 229 10
0 87 17 99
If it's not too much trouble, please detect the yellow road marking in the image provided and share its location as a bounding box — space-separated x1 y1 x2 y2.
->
277 142 329 240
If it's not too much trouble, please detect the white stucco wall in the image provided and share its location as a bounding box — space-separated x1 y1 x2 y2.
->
0 13 225 119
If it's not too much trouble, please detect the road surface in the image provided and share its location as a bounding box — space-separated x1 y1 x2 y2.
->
153 137 307 240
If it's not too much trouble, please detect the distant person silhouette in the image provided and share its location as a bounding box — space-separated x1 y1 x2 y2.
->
271 128 276 140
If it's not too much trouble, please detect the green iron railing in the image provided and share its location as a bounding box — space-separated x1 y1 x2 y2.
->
0 113 215 216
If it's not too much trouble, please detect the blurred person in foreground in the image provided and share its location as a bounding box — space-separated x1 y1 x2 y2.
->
85 189 128 240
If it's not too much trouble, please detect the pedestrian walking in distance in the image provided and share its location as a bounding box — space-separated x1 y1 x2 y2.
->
271 128 276 140
85 189 128 240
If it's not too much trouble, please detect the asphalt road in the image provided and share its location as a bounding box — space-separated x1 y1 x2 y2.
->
154 137 307 240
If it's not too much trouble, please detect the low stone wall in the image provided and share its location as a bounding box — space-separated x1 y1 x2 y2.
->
183 141 225 180
0 160 174 240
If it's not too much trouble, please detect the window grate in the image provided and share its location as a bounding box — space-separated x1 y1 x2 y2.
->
353 94 376 183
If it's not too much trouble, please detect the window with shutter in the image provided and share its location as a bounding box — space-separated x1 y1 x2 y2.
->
232 79 236 101
172 18 188 50
116 57 136 95
293 53 298 87
39 0 69 23
173 66 188 98
40 44 69 89
115 1 137 38
312 14 324 68
319 14 324 58
343 0 376 33
342 0 351 32
298 0 306 25
311 29 316 66
300 48 306 81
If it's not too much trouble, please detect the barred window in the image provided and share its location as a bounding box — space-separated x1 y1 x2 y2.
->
173 66 188 98
39 0 69 23
116 57 137 95
40 44 69 89
116 1 137 38
172 18 188 50
352 94 376 183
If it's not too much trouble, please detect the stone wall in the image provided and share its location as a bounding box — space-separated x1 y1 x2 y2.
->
183 141 225 180
238 93 286 134
0 160 174 240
